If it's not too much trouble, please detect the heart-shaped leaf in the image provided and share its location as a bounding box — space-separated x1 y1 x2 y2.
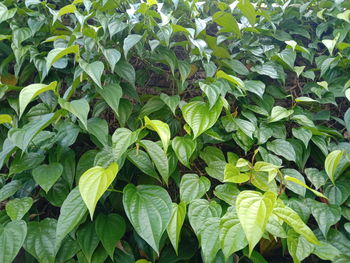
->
6 197 33 220
179 173 210 204
32 163 63 193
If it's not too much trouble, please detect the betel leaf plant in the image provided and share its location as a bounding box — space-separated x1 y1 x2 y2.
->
1 0 350 262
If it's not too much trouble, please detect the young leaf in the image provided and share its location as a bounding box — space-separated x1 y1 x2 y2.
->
325 150 343 184
182 99 223 139
79 162 118 218
179 174 211 204
171 136 196 168
167 202 186 255
122 184 172 254
55 188 88 248
284 175 327 199
95 214 126 259
224 163 249 183
19 81 57 118
46 45 79 71
236 191 276 255
23 218 57 263
144 116 171 152
0 114 12 124
32 163 63 193
0 220 27 263
102 49 121 72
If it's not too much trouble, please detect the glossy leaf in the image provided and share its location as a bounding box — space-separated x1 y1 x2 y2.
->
167 202 186 255
179 174 210 204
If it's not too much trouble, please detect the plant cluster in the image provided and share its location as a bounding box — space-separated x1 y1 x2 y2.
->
1 0 350 262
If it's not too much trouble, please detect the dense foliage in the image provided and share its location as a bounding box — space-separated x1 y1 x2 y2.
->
1 0 350 262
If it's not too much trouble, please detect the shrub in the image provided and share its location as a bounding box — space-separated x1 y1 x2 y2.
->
0 0 350 262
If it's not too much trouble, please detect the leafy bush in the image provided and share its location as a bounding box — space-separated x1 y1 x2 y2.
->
1 0 350 262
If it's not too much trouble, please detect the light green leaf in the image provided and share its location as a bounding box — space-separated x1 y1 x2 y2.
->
123 184 172 254
267 139 296 162
167 202 186 255
224 163 249 183
171 136 196 168
216 70 245 91
220 207 248 260
98 83 122 117
268 106 293 123
287 229 314 263
95 214 125 259
212 11 241 36
32 163 63 193
236 191 276 255
238 0 256 26
103 49 121 72
23 218 57 263
59 98 90 130
273 201 319 245
57 4 76 18
244 80 265 98
200 217 221 263
0 114 12 124
19 81 57 118
322 34 339 55
79 162 118 218
5 197 33 220
180 174 210 204
178 61 191 84
115 59 135 86
112 128 138 161
55 188 88 248
0 220 27 263
79 60 104 88
284 175 327 199
325 150 343 184
46 45 79 71
182 99 223 139
144 116 171 152
123 34 142 58
188 199 222 234
140 140 169 184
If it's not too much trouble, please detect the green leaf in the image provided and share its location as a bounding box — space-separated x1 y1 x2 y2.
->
79 162 118 218
122 184 172 254
160 93 180 115
325 150 343 184
308 199 341 238
313 241 340 261
112 128 139 161
268 106 293 123
188 199 222 234
220 207 248 260
0 114 12 124
115 59 135 86
216 70 245 91
236 191 276 255
95 214 126 259
0 220 27 263
284 175 327 199
0 180 22 202
238 0 256 26
123 34 142 58
179 174 211 204
140 140 169 184
178 61 191 84
324 179 350 205
79 60 104 88
19 81 57 118
59 98 90 130
127 149 160 181
287 229 314 263
46 45 79 71
267 139 296 162
76 222 100 263
167 202 186 255
87 118 109 146
304 168 328 190
32 163 63 193
273 201 319 245
23 218 57 263
9 113 57 151
144 116 171 152
244 80 265 98
224 163 249 183
199 82 223 109
103 49 121 72
56 188 87 248
283 169 306 197
182 98 223 139
212 11 241 36
214 183 240 206
199 217 221 263
171 136 196 168
98 83 122 117
292 127 312 148
5 197 33 220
